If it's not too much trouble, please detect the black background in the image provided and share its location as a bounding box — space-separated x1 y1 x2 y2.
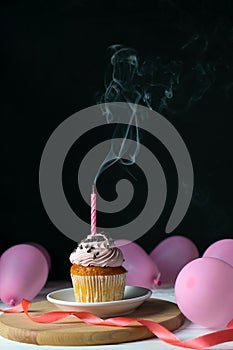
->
1 0 233 280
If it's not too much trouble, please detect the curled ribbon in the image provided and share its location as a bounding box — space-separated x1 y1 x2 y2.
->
1 299 233 349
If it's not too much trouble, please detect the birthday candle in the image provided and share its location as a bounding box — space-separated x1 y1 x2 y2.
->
91 185 96 235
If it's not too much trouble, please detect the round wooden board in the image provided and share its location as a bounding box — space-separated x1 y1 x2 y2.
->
0 299 184 346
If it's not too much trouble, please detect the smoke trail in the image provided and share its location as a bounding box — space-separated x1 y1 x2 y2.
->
94 43 213 183
94 45 143 183
94 45 184 183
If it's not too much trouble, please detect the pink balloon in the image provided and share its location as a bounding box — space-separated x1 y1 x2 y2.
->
203 239 233 267
0 244 49 306
115 239 161 289
175 257 233 328
150 236 199 285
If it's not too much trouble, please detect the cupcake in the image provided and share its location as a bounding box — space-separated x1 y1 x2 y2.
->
70 233 127 302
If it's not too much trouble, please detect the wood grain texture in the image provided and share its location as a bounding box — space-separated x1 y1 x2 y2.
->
0 299 184 346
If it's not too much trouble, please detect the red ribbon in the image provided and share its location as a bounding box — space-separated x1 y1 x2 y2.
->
1 299 233 349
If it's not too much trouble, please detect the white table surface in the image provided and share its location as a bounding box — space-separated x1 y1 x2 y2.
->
0 281 232 350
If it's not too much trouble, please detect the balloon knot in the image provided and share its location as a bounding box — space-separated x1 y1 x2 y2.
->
153 273 162 287
8 299 16 306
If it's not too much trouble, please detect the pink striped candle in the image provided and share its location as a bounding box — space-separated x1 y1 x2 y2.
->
91 185 96 235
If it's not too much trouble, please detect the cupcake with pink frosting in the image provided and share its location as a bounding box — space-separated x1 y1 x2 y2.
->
70 233 127 302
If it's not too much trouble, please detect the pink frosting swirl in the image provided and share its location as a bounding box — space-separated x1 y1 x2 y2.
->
69 233 124 267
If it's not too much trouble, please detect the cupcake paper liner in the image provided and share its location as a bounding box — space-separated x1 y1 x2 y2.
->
71 273 127 302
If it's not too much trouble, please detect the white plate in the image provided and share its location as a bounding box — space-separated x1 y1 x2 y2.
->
47 286 152 317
